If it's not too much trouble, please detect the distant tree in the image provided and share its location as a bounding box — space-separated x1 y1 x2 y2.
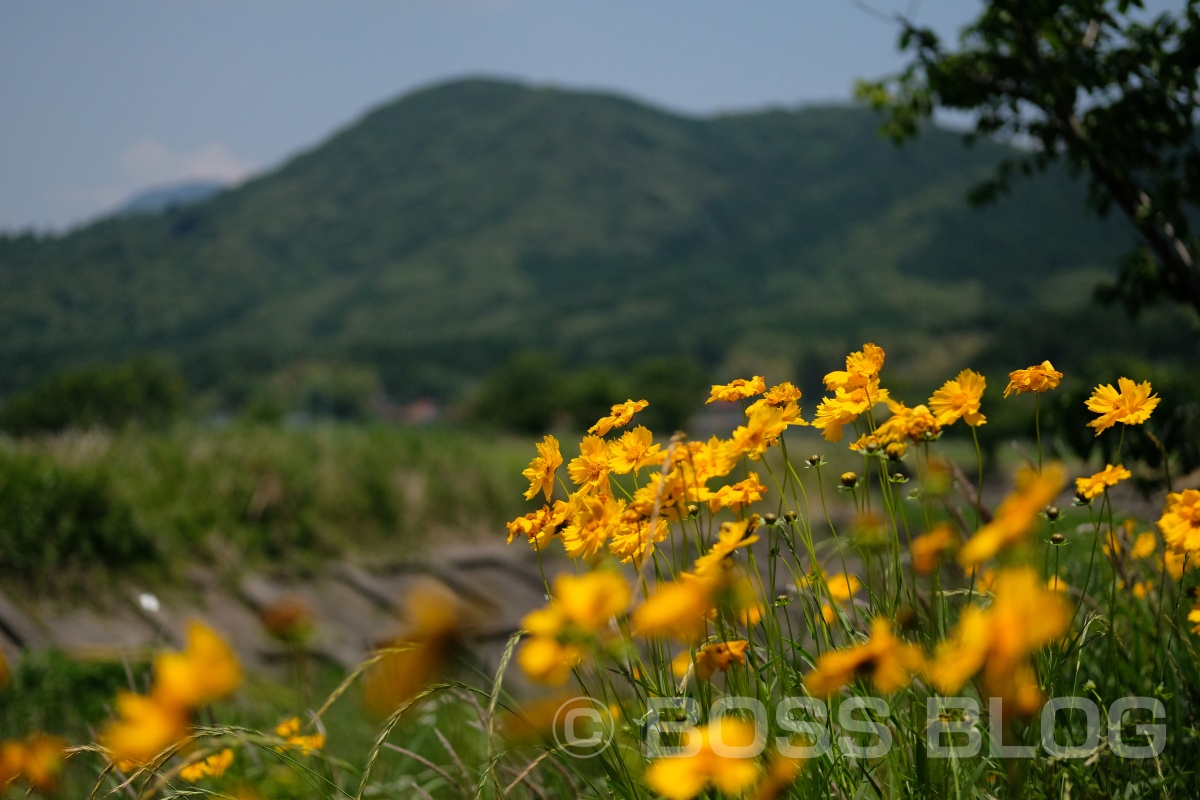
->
857 0 1200 316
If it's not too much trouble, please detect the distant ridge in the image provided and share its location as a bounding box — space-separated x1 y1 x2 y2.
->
117 180 226 216
0 77 1147 397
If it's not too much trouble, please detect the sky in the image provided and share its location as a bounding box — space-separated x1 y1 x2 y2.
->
0 0 982 233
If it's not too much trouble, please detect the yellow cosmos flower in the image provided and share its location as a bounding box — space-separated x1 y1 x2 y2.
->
729 404 787 459
589 398 649 436
812 380 889 442
675 640 751 681
691 520 760 580
609 517 670 565
1085 377 1160 436
708 473 767 513
633 578 714 643
1074 463 1132 500
153 622 242 711
560 493 624 560
645 717 761 800
101 692 190 766
824 343 885 391
1003 361 1063 397
568 435 611 493
926 567 1069 716
608 425 665 474
506 500 571 548
911 523 958 575
179 748 234 782
929 369 987 427
803 618 924 697
1158 488 1200 555
522 435 563 501
763 381 802 405
959 464 1064 565
707 376 766 404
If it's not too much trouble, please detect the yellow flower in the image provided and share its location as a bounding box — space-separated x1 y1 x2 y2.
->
363 581 461 716
101 692 190 766
1003 361 1063 397
589 399 649 436
645 717 761 800
762 381 802 406
1085 377 1160 436
554 571 631 631
911 523 958 575
522 435 563 501
274 719 325 755
1159 488 1200 555
803 618 924 697
926 568 1069 715
929 369 987 427
708 473 767 513
608 425 665 474
812 380 889 442
691 520 760 580
153 622 242 711
1074 463 1132 500
823 343 885 391
567 435 610 492
608 517 670 565
694 640 750 680
506 501 570 549
560 493 623 560
1189 601 1200 635
959 464 1064 565
0 734 65 794
517 636 582 685
729 404 787 459
707 376 766 404
1131 531 1158 560
867 399 940 446
179 748 234 782
633 578 714 643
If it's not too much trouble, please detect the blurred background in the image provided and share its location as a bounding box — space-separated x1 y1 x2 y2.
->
0 0 1197 765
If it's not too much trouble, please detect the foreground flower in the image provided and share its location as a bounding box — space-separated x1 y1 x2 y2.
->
633 578 715 643
101 692 190 766
803 618 924 697
364 581 461 714
1085 377 1160 436
926 567 1070 715
518 571 631 684
154 621 243 710
911 524 958 575
0 734 66 794
958 464 1065 565
1158 488 1200 555
929 369 987 427
645 717 761 800
179 748 234 782
1003 361 1063 397
522 435 562 501
1074 464 1131 500
589 399 649 436
707 376 766 404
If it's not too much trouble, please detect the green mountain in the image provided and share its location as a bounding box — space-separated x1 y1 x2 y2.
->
0 78 1168 400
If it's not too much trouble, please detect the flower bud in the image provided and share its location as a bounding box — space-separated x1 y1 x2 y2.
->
840 471 858 488
1050 532 1066 545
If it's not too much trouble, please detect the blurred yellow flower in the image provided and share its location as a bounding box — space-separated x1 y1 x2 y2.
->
554 571 631 631
522 434 562 501
589 399 649 436
1003 361 1063 397
101 692 190 766
929 369 987 427
959 464 1064 565
363 581 460 716
517 636 582 685
1131 531 1158 559
645 717 761 800
1075 463 1132 500
633 578 714 643
911 524 958 575
179 748 234 782
707 376 766 404
1158 488 1200 555
1085 377 1159 436
153 621 242 711
804 618 924 697
927 568 1069 715
0 734 65 794
274 718 325 755
693 640 750 680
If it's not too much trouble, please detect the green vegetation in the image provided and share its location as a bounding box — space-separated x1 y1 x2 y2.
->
0 424 531 586
0 78 1175 407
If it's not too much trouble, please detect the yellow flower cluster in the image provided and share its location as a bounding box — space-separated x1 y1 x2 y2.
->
0 733 65 795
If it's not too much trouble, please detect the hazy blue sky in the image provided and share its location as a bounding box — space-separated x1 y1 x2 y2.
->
1 1 981 232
